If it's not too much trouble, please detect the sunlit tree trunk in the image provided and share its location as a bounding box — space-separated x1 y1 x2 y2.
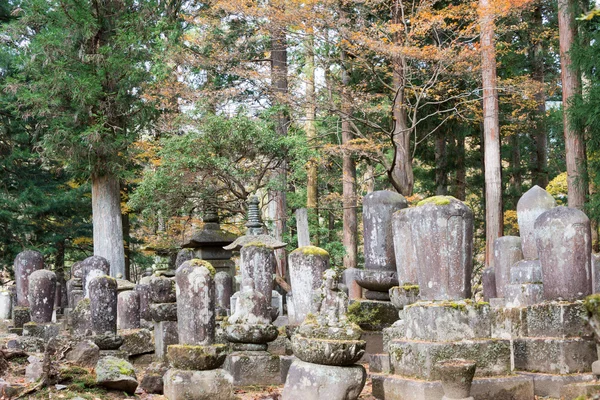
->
480 0 503 266
389 0 414 196
558 0 587 209
341 49 357 270
271 26 289 278
92 173 125 277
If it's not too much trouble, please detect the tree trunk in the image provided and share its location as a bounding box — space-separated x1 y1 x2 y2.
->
435 131 448 195
271 26 289 278
453 132 466 200
530 2 549 188
509 133 522 203
122 211 131 281
92 173 125 278
389 0 414 196
54 239 66 308
480 0 503 266
558 0 587 209
341 49 358 270
364 163 375 194
305 33 318 212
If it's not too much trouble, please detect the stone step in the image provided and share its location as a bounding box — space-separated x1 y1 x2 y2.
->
514 337 596 374
388 339 511 380
369 353 391 374
510 260 543 284
371 373 534 400
518 372 594 399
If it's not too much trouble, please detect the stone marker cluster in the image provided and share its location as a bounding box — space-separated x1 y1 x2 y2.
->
3 189 600 400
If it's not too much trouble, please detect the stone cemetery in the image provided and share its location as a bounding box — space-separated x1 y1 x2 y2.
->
1 189 600 399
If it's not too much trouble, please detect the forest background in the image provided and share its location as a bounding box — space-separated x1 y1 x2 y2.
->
0 0 599 291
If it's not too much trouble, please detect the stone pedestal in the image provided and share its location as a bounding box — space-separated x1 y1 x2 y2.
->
224 351 282 386
282 359 366 400
163 368 235 400
491 301 595 397
154 320 178 361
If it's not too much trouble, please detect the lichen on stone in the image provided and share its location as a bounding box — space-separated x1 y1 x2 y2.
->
584 294 600 317
242 241 273 249
416 195 457 207
291 246 329 257
188 259 216 277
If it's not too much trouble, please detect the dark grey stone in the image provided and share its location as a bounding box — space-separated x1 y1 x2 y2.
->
154 320 178 360
22 322 59 340
92 333 123 350
510 260 543 284
13 306 30 329
392 208 419 286
27 269 56 323
215 271 233 317
517 185 556 260
481 268 496 301
14 250 44 307
148 276 176 303
492 236 523 297
135 283 151 321
175 249 194 268
363 190 408 272
117 290 140 330
535 206 593 300
89 275 118 335
119 328 154 356
69 298 92 335
150 302 177 321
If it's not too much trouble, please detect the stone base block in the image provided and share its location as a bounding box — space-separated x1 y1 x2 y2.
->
13 307 30 328
389 339 511 380
150 303 177 321
561 380 600 399
369 354 391 374
282 359 366 400
514 337 596 373
359 330 383 363
163 368 235 400
119 328 154 356
510 260 542 284
517 372 594 398
154 320 178 361
22 322 59 341
402 301 491 341
348 300 398 330
223 351 281 386
491 307 528 339
525 301 593 338
383 321 405 352
505 283 543 308
371 373 534 400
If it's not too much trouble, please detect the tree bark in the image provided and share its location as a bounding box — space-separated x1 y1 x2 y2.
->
122 211 131 281
453 132 466 200
271 26 289 278
480 0 503 266
92 173 125 278
435 131 448 195
305 33 318 212
530 2 549 188
558 0 587 209
341 49 358 270
509 134 522 203
389 0 414 196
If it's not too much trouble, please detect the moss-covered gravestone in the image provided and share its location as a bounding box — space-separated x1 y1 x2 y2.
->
163 260 234 400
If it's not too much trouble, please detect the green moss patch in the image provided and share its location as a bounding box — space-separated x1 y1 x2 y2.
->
416 195 457 207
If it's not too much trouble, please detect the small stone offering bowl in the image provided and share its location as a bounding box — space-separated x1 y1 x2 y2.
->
355 270 399 292
436 358 476 400
291 335 366 366
224 323 279 344
389 285 420 310
167 344 228 370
